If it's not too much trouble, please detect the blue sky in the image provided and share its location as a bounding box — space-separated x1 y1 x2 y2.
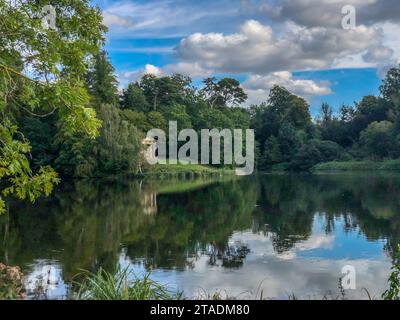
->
92 0 399 115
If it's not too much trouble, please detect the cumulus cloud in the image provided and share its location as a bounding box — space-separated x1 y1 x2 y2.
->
108 0 399 100
243 71 332 105
176 19 391 74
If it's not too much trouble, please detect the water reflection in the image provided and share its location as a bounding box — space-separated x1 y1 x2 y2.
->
1 173 400 299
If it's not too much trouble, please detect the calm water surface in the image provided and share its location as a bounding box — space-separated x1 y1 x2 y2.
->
1 173 399 299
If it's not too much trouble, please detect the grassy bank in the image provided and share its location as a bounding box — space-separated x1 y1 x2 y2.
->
142 163 234 178
313 160 400 172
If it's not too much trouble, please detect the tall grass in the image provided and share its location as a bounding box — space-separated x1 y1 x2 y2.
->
73 268 182 300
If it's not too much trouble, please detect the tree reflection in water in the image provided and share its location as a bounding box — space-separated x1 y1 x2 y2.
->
1 173 400 297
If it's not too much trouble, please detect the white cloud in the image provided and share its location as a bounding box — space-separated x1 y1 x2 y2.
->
103 12 135 28
108 1 399 98
243 71 332 105
176 20 389 74
118 64 163 87
102 0 238 37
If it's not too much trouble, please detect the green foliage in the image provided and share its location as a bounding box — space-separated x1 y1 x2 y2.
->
251 85 313 169
202 77 248 108
0 0 105 212
74 268 181 300
147 111 167 131
86 51 119 105
313 160 400 171
164 104 192 131
139 74 193 111
381 65 400 103
122 109 150 132
0 120 60 214
145 163 225 178
121 82 149 112
0 263 24 300
360 121 396 159
261 136 282 168
288 140 346 171
94 104 143 175
382 245 400 300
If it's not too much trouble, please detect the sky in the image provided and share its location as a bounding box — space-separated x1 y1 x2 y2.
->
92 0 400 114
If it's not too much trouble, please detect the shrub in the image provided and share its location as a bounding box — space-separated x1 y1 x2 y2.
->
0 263 25 300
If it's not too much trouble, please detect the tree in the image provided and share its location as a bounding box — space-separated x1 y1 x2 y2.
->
262 136 282 168
319 103 333 124
164 104 192 131
381 65 400 103
288 139 345 172
122 109 149 133
360 121 396 159
289 143 322 171
139 74 192 111
380 66 400 135
121 82 149 112
94 104 143 175
202 77 248 108
340 105 355 123
147 111 167 132
266 85 311 130
0 0 105 214
86 51 118 105
278 122 298 162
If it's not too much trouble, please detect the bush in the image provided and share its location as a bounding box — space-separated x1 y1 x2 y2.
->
0 263 25 300
289 140 347 171
311 140 348 162
360 121 396 159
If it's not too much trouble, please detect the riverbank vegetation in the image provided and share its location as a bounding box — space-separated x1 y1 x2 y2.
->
74 268 182 300
0 263 24 299
1 260 399 300
313 160 400 171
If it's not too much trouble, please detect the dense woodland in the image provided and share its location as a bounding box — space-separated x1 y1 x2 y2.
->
1 1 400 213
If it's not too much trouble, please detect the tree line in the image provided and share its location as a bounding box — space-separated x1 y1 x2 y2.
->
252 68 400 171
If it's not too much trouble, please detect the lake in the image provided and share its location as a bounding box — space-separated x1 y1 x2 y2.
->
1 173 399 299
